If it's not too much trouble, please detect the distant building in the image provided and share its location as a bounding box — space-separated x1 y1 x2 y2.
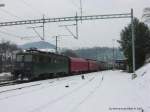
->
115 59 127 70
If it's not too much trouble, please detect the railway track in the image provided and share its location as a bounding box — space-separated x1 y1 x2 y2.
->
0 83 42 94
0 79 36 87
0 73 81 88
0 74 90 97
0 80 19 87
0 77 55 87
0 76 80 101
0 76 78 94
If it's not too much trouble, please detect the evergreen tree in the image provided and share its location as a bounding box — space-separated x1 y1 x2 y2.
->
119 18 150 72
61 49 78 57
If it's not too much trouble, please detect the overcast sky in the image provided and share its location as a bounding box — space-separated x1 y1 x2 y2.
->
0 0 149 49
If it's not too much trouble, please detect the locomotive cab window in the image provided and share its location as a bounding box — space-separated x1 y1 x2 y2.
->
33 55 39 63
16 55 24 62
39 56 43 63
24 55 32 62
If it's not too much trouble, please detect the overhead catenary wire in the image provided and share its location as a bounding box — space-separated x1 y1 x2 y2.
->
64 25 78 39
32 27 43 40
0 3 42 41
17 0 44 16
0 4 46 40
0 8 24 20
69 0 80 9
0 30 22 38
17 0 49 41
17 0 49 19
69 0 83 17
0 30 38 40
0 13 131 27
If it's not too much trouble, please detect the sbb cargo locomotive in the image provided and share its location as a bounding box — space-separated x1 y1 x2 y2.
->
12 49 106 80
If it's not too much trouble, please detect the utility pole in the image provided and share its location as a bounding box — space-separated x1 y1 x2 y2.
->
113 44 115 69
96 47 98 60
75 12 79 39
112 39 115 70
131 9 136 75
80 0 83 23
42 15 45 40
53 35 74 54
55 36 58 54
0 3 5 73
80 0 83 17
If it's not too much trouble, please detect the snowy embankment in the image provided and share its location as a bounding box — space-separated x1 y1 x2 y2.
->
0 64 149 112
132 63 150 111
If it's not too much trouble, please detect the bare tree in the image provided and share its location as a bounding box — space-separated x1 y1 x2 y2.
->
0 40 20 72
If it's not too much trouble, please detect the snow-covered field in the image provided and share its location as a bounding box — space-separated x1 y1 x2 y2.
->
0 64 149 112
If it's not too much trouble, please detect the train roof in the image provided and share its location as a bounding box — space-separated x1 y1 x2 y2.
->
69 57 88 62
17 49 68 58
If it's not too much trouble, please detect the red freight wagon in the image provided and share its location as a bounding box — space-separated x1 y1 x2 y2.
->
69 57 89 74
88 59 99 72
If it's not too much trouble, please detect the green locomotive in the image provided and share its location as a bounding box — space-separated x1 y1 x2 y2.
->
13 49 69 80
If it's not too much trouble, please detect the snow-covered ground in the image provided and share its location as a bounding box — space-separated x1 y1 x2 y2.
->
0 64 149 112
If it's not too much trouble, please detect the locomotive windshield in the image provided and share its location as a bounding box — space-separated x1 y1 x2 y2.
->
16 54 32 62
16 55 24 62
24 55 32 62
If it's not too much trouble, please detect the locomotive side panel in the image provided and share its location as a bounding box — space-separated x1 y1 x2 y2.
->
12 50 70 80
32 53 69 78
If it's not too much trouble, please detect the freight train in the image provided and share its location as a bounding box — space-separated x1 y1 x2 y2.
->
12 49 107 81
